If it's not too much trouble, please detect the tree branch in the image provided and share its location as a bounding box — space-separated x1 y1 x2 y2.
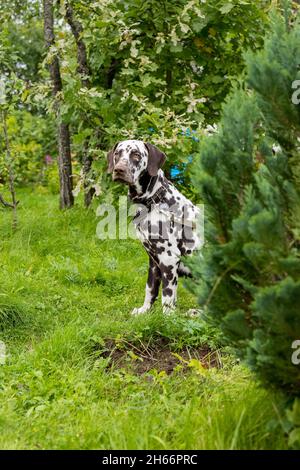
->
1 109 18 229
65 1 90 87
0 194 17 209
65 1 95 207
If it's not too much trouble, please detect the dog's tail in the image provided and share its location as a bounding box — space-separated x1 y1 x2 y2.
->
178 262 192 278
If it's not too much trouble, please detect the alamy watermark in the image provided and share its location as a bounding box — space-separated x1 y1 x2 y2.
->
95 196 204 244
291 340 300 365
289 83 300 365
292 80 300 105
0 341 6 365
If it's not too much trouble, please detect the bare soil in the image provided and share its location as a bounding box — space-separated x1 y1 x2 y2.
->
100 337 222 375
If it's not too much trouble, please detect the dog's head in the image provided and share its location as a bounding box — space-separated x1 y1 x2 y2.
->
107 140 166 185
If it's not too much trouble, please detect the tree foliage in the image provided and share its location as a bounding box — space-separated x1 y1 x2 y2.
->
59 0 270 199
1 0 271 203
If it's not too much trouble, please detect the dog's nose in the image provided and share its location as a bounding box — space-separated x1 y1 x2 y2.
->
114 164 127 175
113 163 132 183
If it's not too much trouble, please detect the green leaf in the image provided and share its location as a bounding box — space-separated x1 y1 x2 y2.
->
170 44 183 53
192 21 204 33
219 3 235 14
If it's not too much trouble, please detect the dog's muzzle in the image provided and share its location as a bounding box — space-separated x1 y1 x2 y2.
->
112 164 133 184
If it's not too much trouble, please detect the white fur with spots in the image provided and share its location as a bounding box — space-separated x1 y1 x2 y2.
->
108 140 201 314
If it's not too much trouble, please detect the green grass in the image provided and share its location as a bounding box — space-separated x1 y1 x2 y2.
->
0 188 288 449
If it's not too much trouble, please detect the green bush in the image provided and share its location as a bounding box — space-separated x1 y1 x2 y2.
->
189 10 300 446
0 110 56 186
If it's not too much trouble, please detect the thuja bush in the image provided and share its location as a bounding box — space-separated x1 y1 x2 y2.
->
189 10 300 446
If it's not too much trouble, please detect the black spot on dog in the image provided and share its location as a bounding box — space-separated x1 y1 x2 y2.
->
168 196 176 206
152 245 165 255
164 288 173 297
160 263 174 281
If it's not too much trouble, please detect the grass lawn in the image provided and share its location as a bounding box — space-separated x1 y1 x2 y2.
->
0 188 287 449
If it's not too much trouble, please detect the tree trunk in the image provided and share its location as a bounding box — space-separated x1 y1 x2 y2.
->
43 0 74 209
1 110 18 230
82 137 95 207
65 2 90 86
65 1 94 208
58 121 74 208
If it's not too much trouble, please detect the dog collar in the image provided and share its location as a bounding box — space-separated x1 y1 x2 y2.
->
130 180 168 209
131 181 197 230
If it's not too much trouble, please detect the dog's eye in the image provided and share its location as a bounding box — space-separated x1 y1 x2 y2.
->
131 153 141 162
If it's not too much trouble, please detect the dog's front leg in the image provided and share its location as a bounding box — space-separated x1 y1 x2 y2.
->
132 257 161 315
160 258 179 314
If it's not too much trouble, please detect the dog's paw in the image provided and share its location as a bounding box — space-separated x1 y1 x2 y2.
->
131 306 150 315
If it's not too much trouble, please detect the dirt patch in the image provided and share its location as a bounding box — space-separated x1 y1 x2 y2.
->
99 337 222 375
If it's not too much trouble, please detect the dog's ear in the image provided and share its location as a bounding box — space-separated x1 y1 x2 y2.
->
107 143 118 174
145 143 166 176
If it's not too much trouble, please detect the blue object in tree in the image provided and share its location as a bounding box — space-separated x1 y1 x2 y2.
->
170 155 193 182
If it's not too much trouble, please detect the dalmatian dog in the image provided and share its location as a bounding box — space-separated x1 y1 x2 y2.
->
107 140 201 314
